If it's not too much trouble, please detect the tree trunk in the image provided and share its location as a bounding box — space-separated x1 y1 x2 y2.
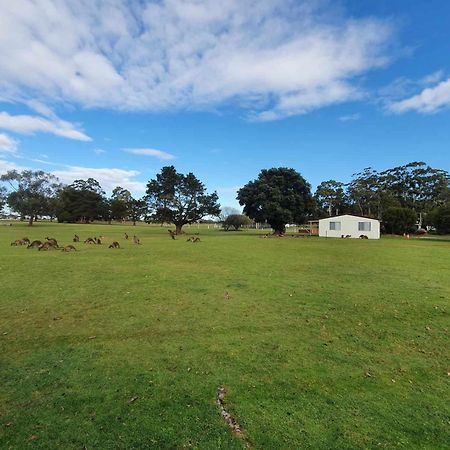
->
133 220 136 226
28 216 34 226
272 223 285 235
175 223 184 234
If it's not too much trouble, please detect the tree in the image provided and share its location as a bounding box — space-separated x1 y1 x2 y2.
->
218 206 241 222
237 167 314 235
0 170 61 226
347 168 383 218
145 166 221 234
383 207 417 235
128 198 148 225
314 180 346 217
0 186 6 215
428 205 450 234
380 162 449 226
110 186 132 221
223 214 252 231
57 178 106 223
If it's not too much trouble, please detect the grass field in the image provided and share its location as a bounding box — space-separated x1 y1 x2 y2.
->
0 223 449 449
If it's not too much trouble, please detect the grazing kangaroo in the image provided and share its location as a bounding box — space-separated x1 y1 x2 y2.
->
186 236 195 242
95 237 102 245
109 241 120 249
22 237 30 245
73 234 80 242
124 233 129 240
38 241 57 251
168 229 176 240
359 234 369 239
84 237 96 244
11 239 26 246
45 237 58 247
133 235 140 244
193 237 201 243
27 240 42 248
61 245 76 252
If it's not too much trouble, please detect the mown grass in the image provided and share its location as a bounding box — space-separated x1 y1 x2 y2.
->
0 223 449 449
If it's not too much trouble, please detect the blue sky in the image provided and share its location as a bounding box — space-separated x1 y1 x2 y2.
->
0 0 449 209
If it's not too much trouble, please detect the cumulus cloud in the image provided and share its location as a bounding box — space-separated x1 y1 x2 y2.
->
0 0 393 120
124 148 175 160
0 111 91 141
0 133 18 153
388 77 450 114
52 166 146 193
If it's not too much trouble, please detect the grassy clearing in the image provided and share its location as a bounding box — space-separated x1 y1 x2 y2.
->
0 223 449 449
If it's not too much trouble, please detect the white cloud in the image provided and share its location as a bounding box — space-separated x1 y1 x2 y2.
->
339 113 361 122
52 166 146 193
0 0 393 120
0 158 26 173
94 148 106 155
388 77 450 114
124 148 175 160
0 111 91 141
0 133 18 153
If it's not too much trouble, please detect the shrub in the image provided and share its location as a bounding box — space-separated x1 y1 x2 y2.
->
223 214 252 231
428 205 450 234
383 207 417 234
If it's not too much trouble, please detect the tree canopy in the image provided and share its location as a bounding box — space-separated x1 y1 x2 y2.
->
145 166 221 233
57 178 106 223
0 170 61 225
238 167 314 234
222 214 252 231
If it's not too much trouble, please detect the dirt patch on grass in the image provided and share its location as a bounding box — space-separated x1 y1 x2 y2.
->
217 386 252 449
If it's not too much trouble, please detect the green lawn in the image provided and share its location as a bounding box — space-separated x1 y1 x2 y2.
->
1 223 449 449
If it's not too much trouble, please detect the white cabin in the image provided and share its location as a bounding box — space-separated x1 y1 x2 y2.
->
319 215 380 239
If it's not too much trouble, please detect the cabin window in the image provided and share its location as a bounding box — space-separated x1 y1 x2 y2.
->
358 222 371 232
329 221 341 231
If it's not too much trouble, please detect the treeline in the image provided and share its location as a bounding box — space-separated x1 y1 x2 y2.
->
1 161 449 234
0 166 219 232
314 161 449 233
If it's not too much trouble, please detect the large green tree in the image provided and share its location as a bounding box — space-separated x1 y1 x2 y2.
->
237 167 314 235
145 166 220 234
314 180 347 217
57 178 106 223
0 170 61 226
379 161 449 226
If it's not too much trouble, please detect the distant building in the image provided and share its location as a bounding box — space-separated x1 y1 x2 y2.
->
319 214 380 239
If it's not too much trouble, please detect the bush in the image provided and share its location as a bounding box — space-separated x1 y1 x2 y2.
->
429 205 450 234
383 207 417 234
223 214 252 231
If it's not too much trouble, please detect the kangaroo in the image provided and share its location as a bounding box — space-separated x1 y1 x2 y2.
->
168 229 176 240
84 237 96 244
96 238 102 245
22 237 30 245
38 241 57 251
45 237 58 247
133 235 140 245
73 234 80 242
109 241 120 249
124 233 129 240
359 234 369 239
11 239 26 246
61 245 76 252
27 240 42 248
186 236 195 242
193 237 201 243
